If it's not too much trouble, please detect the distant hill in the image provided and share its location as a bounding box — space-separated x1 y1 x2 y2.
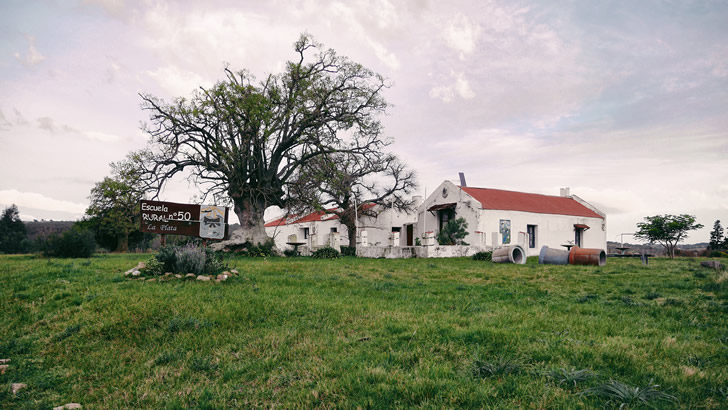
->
607 241 708 257
25 220 75 241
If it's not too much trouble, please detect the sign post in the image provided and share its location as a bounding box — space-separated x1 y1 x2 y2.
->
140 200 229 241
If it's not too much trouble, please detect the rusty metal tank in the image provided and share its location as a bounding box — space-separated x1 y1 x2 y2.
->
568 246 606 266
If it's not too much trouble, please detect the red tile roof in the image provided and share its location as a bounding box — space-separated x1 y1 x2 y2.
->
460 186 604 219
264 203 379 227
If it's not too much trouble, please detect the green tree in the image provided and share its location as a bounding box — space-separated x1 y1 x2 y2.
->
132 34 391 245
0 204 27 254
85 160 146 252
634 214 703 259
709 220 724 250
437 217 469 246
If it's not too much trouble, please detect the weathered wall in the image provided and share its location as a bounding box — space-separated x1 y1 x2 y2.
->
357 245 485 258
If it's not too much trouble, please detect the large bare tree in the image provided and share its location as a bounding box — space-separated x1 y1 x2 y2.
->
134 34 390 244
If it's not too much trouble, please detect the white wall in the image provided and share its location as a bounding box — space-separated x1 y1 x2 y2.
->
478 209 606 256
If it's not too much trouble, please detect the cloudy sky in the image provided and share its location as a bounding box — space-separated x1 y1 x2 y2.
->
1 0 726 243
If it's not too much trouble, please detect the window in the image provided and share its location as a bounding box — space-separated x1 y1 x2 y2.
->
527 225 537 248
439 209 455 231
303 227 310 239
391 227 401 233
330 227 337 233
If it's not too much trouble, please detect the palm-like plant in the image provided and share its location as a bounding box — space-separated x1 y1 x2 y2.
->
582 380 677 408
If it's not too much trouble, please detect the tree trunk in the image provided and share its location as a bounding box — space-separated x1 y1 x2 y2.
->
116 232 129 253
232 197 271 245
338 210 357 248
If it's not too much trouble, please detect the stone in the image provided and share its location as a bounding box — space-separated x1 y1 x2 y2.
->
185 273 196 278
131 270 141 277
174 274 182 279
164 272 173 276
0 364 8 374
230 269 239 275
124 269 133 276
196 275 211 281
53 404 82 410
146 278 156 282
216 274 229 282
0 359 9 364
701 261 723 269
136 262 146 270
11 383 27 394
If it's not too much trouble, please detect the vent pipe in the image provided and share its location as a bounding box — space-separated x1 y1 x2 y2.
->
459 172 467 187
560 187 571 197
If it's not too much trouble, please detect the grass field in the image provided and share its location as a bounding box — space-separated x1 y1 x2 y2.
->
1 254 727 408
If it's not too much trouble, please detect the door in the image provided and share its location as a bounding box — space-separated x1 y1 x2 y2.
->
575 228 583 247
406 224 414 246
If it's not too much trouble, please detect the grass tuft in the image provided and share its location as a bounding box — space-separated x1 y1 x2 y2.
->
471 355 523 379
582 380 678 408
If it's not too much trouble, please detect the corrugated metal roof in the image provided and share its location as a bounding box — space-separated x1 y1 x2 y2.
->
460 186 604 219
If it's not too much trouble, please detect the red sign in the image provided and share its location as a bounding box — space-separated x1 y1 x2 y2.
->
140 200 229 239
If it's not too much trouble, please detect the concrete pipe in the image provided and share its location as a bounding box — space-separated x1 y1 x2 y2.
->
538 246 570 265
568 246 607 266
492 245 526 264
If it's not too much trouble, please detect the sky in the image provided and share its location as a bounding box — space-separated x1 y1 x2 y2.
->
1 0 726 244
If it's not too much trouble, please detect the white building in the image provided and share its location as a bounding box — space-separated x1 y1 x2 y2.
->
416 181 606 256
265 203 419 253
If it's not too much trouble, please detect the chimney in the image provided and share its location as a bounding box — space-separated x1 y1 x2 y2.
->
560 187 571 197
459 172 467 187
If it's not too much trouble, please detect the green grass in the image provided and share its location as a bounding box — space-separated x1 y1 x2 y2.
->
1 254 727 408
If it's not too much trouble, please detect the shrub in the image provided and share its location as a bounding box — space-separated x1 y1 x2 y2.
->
340 246 356 256
283 248 299 257
312 247 341 259
203 248 227 274
472 251 492 261
144 257 165 276
437 217 469 245
155 245 178 272
175 244 206 275
228 240 275 257
44 229 96 258
547 368 598 389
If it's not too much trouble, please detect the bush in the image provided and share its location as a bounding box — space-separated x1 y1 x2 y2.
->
312 247 341 259
175 244 206 275
155 245 178 272
437 217 469 245
472 251 492 261
709 250 728 258
283 248 299 257
204 248 227 274
228 240 275 257
144 257 165 276
340 246 356 256
44 229 96 258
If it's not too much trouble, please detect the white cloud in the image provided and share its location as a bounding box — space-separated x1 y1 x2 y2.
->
429 71 475 103
0 190 86 215
146 66 211 97
84 131 124 142
14 35 46 67
442 13 481 60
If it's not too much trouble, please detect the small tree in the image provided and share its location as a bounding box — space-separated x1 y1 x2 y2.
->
0 204 27 254
437 217 469 246
289 152 417 247
709 220 724 250
85 159 146 252
634 214 703 259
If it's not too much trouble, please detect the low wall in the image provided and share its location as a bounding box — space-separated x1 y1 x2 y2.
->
356 245 485 258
